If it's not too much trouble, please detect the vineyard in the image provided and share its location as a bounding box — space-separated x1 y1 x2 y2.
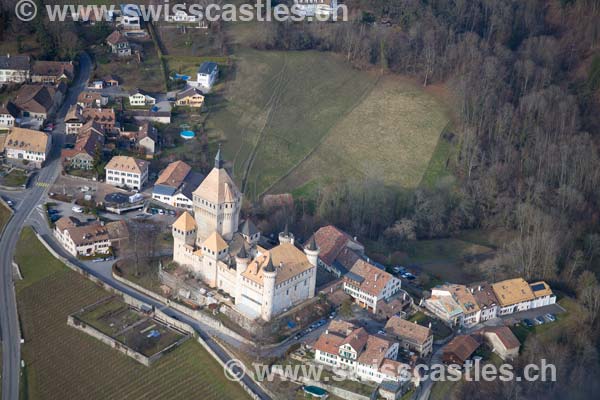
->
16 228 249 400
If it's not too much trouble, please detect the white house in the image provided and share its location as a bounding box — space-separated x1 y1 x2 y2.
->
53 217 111 257
106 30 132 57
167 10 200 22
314 320 413 384
0 55 30 84
129 89 156 107
105 155 148 190
341 256 402 313
119 4 142 30
4 127 51 168
0 103 18 130
195 62 218 92
428 284 481 327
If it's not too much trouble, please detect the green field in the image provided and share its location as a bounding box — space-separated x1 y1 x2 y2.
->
16 228 249 400
0 201 11 232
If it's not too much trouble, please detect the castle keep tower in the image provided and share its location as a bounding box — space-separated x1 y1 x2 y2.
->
192 146 242 243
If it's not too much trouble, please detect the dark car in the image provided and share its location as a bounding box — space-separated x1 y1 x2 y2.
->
522 318 534 328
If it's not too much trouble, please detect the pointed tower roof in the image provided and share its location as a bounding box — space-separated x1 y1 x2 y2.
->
263 256 276 273
203 231 228 253
236 244 248 259
241 219 259 236
193 165 240 204
283 223 289 236
214 144 223 169
305 235 318 251
173 211 196 232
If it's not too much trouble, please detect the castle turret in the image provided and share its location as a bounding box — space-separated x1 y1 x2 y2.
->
172 212 197 266
200 231 228 286
240 219 260 247
235 245 250 302
261 256 277 321
278 223 294 245
304 235 320 299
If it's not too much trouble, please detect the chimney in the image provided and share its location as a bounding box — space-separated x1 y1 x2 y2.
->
374 273 378 281
428 322 432 329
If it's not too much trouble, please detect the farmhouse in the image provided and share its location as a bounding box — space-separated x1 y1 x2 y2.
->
171 149 318 321
308 225 365 277
314 319 412 384
4 127 51 167
82 108 116 133
442 335 480 365
61 121 104 170
175 87 205 108
129 89 156 107
105 155 148 190
31 60 74 83
13 84 62 127
0 54 30 84
152 160 204 209
384 316 433 357
341 255 402 313
106 30 131 56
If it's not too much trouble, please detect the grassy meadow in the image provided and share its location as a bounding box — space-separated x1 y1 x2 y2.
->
15 228 249 400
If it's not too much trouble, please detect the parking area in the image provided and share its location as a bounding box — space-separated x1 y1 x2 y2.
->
502 303 565 326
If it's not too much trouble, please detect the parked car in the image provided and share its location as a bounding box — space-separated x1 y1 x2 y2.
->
544 313 556 322
72 205 84 213
522 318 534 328
534 316 545 325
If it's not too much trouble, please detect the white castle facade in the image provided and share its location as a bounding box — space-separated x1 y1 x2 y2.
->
172 148 319 321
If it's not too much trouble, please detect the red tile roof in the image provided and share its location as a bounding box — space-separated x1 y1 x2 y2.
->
310 225 357 266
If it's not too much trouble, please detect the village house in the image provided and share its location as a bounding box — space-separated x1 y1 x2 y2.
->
65 104 85 134
314 319 414 384
427 284 481 327
474 326 520 361
105 155 148 190
134 121 157 156
31 60 74 84
152 160 204 209
167 9 200 23
129 89 156 107
175 87 205 108
339 251 402 313
442 335 480 365
82 107 116 133
4 127 51 168
0 102 18 130
384 316 433 357
13 84 63 128
119 4 142 30
308 225 365 277
195 61 218 92
469 282 499 322
106 30 132 56
0 54 30 84
77 91 108 108
103 75 120 87
53 217 127 257
61 121 104 170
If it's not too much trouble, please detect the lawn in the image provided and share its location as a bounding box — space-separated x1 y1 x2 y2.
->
0 201 11 232
0 169 28 187
15 228 249 400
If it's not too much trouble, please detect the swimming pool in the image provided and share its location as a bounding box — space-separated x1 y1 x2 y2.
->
180 130 196 139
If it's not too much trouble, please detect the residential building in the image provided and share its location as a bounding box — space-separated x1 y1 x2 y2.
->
13 84 59 126
4 127 51 167
175 87 205 108
424 284 481 327
308 225 365 277
0 54 30 84
341 256 401 313
152 161 204 209
442 335 480 365
119 4 142 30
61 121 104 170
167 10 200 22
171 149 318 321
476 326 520 361
0 102 18 130
82 108 116 133
314 319 413 384
529 281 557 309
129 89 156 107
103 75 120 87
196 61 218 92
105 155 148 190
77 91 108 108
135 121 157 156
469 282 499 321
491 278 536 316
31 60 74 83
384 316 433 357
106 30 131 56
65 104 85 134
53 217 120 257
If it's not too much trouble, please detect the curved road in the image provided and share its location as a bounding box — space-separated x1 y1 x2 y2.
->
1 53 272 400
1 53 92 400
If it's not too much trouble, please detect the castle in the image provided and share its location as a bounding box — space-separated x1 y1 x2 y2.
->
172 148 319 321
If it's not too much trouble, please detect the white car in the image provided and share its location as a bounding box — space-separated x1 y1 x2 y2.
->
72 206 84 213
